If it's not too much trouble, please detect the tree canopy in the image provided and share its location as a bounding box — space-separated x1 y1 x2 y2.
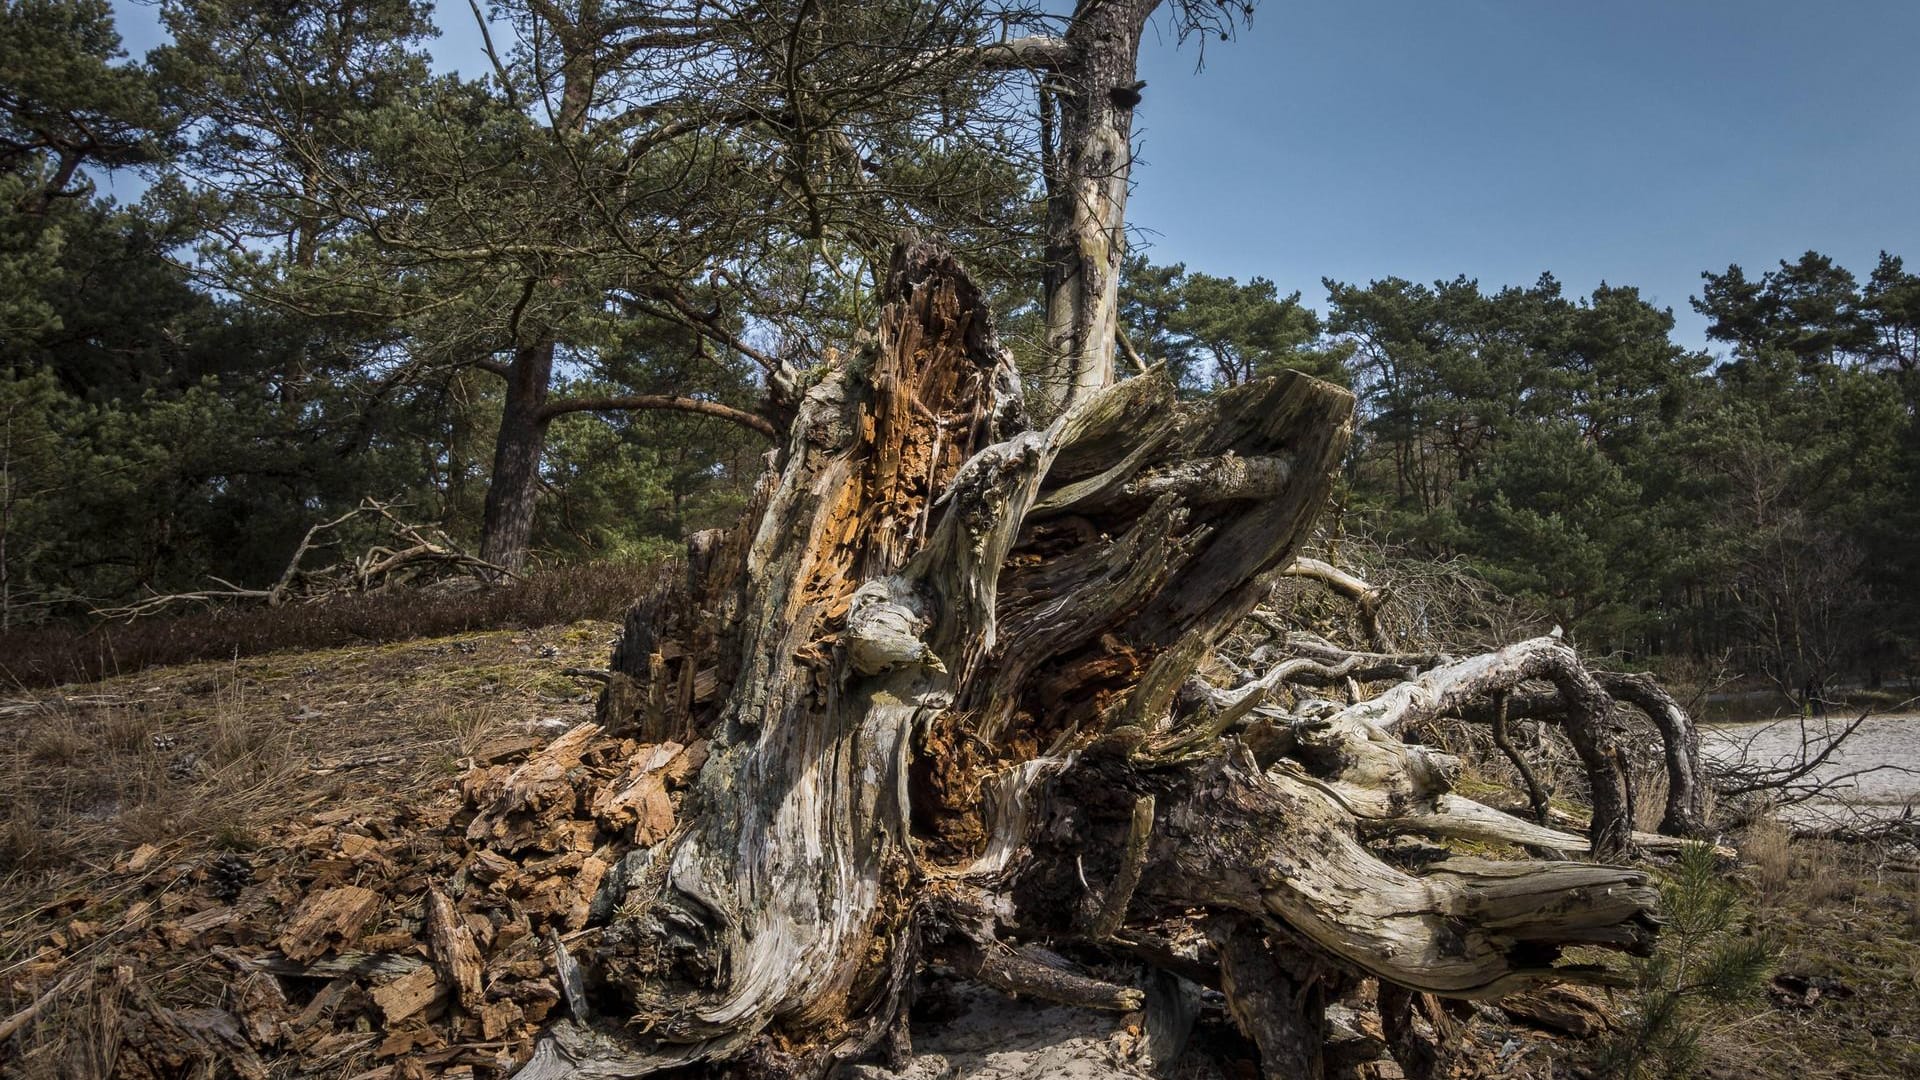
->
0 0 1913 687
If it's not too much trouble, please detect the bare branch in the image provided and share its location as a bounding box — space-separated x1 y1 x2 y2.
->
538 395 777 438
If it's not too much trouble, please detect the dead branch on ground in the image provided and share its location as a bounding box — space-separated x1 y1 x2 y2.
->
91 500 516 621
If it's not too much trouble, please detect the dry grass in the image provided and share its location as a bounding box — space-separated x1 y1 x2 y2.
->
0 619 617 1074
1744 818 1794 897
1910 871 1920 938
1697 822 1920 1079
1630 766 1670 834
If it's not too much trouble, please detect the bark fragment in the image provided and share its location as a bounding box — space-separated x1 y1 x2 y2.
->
276 886 382 964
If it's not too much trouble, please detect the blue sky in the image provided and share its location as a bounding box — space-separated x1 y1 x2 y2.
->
110 0 1920 353
1126 1 1920 351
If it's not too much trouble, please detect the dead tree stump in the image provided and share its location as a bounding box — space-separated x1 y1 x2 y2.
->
544 243 1676 1079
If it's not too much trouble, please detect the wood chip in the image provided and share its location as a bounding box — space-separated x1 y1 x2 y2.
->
120 899 155 930
426 887 485 1012
125 843 162 872
480 999 524 1040
463 913 495 951
465 849 519 887
590 742 682 842
465 723 602 853
162 906 242 947
233 972 289 1047
471 734 542 764
276 886 381 962
358 931 420 953
220 948 425 980
372 965 446 1025
552 932 589 1021
375 1023 445 1058
302 858 358 886
563 856 609 930
287 976 353 1036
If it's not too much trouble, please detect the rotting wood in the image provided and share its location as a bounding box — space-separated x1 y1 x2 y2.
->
427 887 485 1013
221 948 428 980
1497 984 1616 1037
933 939 1146 1012
1209 914 1336 1080
1377 983 1438 1080
276 886 381 963
521 242 1687 1079
1090 793 1155 941
373 965 447 1025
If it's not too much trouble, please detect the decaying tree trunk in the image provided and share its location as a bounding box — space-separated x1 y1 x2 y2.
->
531 243 1691 1079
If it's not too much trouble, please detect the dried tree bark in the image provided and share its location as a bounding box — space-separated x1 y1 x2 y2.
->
531 243 1681 1079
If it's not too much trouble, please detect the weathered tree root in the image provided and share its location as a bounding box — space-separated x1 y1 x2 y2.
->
1489 691 1554 825
1447 665 1710 838
544 244 1693 1079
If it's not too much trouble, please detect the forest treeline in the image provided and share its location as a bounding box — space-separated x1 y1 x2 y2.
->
2 0 1915 690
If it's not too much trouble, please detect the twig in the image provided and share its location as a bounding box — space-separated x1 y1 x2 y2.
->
1710 700 1916 798
0 966 86 1041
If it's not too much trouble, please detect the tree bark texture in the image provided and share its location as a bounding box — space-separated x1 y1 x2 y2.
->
545 244 1678 1079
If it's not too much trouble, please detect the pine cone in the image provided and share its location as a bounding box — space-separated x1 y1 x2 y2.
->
209 853 253 902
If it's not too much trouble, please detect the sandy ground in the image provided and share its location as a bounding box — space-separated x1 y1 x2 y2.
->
847 982 1154 1080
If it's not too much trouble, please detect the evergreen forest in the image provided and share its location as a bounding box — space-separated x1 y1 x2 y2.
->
4 0 1916 696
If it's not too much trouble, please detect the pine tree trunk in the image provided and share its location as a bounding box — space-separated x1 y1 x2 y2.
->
478 341 555 573
1037 0 1159 415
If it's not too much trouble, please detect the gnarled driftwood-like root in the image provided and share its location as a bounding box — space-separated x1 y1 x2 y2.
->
548 243 1695 1079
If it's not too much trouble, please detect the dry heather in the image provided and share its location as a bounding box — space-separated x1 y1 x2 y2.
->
0 561 665 689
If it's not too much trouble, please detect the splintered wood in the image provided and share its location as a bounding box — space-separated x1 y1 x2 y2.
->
1 722 706 1079
371 965 443 1024
426 888 484 1012
277 886 381 962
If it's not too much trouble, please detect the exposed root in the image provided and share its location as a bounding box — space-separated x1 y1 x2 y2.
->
552 244 1692 1077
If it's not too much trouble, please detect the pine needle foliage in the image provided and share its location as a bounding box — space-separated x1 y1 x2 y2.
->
1594 842 1774 1079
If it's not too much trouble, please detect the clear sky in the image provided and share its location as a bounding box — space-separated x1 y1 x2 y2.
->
110 0 1920 353
1127 1 1920 352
